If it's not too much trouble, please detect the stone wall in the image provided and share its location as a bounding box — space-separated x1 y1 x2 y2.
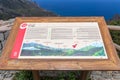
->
0 71 17 80
0 19 120 80
0 19 17 80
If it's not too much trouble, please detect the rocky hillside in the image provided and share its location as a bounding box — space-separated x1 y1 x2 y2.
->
107 14 120 25
111 14 120 21
0 0 56 20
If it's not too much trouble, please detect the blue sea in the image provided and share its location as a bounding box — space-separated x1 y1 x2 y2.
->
32 0 120 20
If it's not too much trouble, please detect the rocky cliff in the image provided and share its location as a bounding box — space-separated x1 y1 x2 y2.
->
0 0 56 20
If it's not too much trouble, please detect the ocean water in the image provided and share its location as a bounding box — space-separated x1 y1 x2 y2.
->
32 0 120 20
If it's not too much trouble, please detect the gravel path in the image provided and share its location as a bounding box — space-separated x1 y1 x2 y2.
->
0 19 120 80
90 71 120 80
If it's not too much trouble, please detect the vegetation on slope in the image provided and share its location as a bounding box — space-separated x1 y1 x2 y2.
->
107 14 120 55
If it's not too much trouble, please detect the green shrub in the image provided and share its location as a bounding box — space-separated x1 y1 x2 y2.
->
13 71 33 80
108 20 120 55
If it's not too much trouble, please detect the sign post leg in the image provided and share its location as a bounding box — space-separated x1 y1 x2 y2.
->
32 70 40 80
80 71 89 80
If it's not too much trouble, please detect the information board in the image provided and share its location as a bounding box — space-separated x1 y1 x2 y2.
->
10 22 108 59
1 17 120 70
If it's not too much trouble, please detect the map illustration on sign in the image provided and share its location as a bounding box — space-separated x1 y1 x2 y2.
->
10 22 108 59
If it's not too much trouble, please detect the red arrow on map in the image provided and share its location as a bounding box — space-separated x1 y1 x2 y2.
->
72 44 77 48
